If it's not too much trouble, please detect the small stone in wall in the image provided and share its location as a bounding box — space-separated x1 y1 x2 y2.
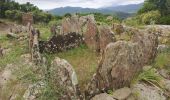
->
131 83 166 100
112 87 131 100
91 93 115 100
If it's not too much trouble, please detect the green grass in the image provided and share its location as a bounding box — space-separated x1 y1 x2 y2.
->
0 34 28 71
154 45 170 69
34 24 51 41
42 44 99 90
57 45 98 90
137 69 162 87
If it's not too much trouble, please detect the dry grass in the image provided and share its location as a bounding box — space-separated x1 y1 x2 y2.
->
53 45 99 90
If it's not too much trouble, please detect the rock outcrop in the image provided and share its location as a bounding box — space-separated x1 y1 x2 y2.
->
23 81 45 100
112 24 124 35
84 15 98 51
91 93 115 100
98 25 115 53
60 14 116 53
131 83 166 100
112 87 131 100
86 30 158 98
132 29 158 64
61 15 82 35
50 57 80 100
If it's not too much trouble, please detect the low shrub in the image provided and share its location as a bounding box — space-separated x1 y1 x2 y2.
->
140 10 161 24
159 15 170 25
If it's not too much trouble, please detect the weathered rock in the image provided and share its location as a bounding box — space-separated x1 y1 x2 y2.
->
6 31 18 38
61 14 82 35
0 64 13 87
86 41 143 98
126 95 136 100
86 29 158 97
132 30 158 65
157 44 169 53
159 69 170 79
84 15 98 51
112 87 131 100
31 30 41 65
112 24 124 35
23 81 45 100
163 79 170 92
91 93 115 100
143 66 152 71
106 16 113 21
0 46 3 57
2 48 11 56
131 83 166 100
98 25 115 53
22 13 34 25
50 57 80 100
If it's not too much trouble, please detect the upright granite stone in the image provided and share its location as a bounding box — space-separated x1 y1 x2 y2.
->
31 29 41 65
98 25 115 53
132 29 158 64
61 15 82 35
86 29 158 98
22 13 33 25
50 57 80 100
84 15 98 51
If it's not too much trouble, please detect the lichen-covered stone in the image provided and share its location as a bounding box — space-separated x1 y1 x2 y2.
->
50 57 80 99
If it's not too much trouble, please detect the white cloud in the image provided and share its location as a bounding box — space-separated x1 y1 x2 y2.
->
14 0 144 9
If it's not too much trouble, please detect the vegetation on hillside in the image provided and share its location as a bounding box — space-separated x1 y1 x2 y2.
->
0 0 55 23
124 0 170 26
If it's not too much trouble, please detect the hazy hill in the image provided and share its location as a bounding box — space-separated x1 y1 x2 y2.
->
48 3 143 19
102 3 144 13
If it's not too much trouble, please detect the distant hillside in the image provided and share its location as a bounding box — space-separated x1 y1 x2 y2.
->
49 7 133 19
49 7 112 15
102 3 144 13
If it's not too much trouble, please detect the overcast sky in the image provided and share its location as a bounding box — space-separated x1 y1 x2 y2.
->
14 0 144 10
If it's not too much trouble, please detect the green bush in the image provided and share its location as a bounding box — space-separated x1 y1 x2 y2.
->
48 20 61 27
140 10 161 24
159 15 170 25
5 10 23 21
123 16 144 28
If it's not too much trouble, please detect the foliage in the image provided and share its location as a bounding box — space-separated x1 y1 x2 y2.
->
137 69 163 88
93 13 121 25
77 12 121 25
138 0 169 15
5 10 23 22
137 0 170 25
64 13 72 18
0 0 54 23
123 17 143 27
140 10 161 24
32 10 53 23
0 39 26 71
154 49 170 69
159 15 170 25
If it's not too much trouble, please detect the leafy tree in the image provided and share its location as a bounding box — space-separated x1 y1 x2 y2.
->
138 0 169 15
138 0 170 24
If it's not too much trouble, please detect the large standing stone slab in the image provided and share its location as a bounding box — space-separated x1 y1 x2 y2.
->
50 57 80 100
98 25 115 53
84 15 98 51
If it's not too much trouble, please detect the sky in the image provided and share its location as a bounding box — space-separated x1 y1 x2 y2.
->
14 0 144 10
